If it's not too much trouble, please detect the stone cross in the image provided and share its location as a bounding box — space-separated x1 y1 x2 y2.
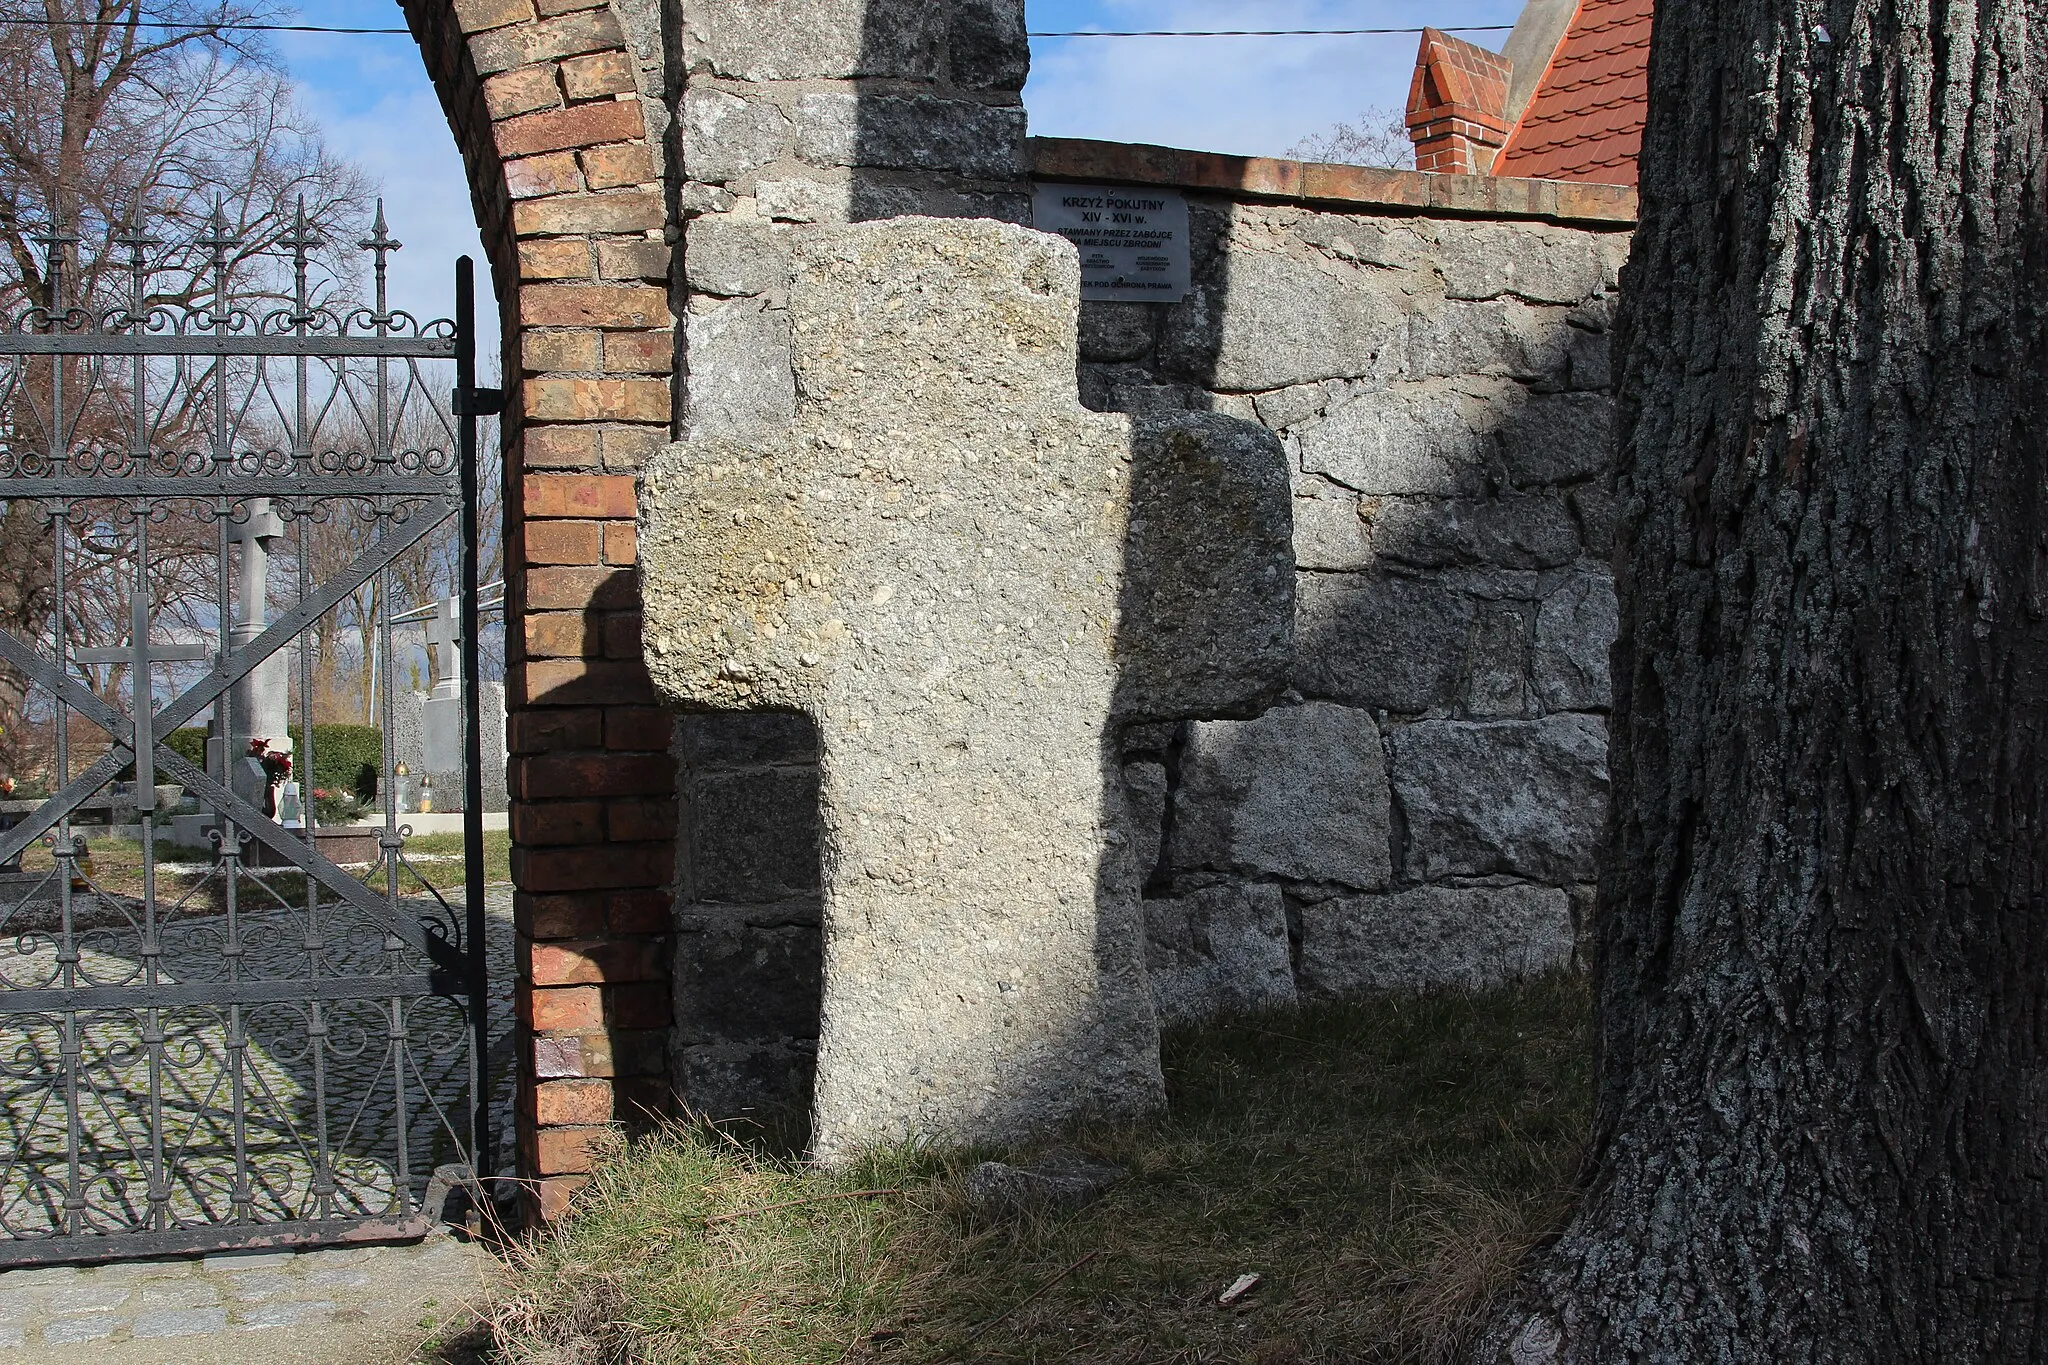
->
76 594 208 813
640 219 1293 1159
424 596 462 701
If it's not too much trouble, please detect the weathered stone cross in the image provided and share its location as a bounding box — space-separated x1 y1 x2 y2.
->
424 596 462 700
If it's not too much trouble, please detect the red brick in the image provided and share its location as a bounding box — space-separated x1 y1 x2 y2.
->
521 520 602 565
494 101 644 159
521 283 670 329
518 238 593 281
522 425 600 469
607 798 675 843
525 565 636 611
600 425 666 469
524 610 598 659
455 0 534 31
519 890 611 939
609 890 671 935
513 752 674 800
601 331 673 374
505 150 582 199
536 1175 589 1221
534 1078 612 1126
535 1126 607 1175
512 190 664 236
483 62 561 120
523 328 602 373
525 934 669 984
603 705 671 751
524 474 637 519
515 658 660 707
507 707 604 753
512 799 604 845
515 843 673 895
580 142 657 190
471 8 623 75
596 240 670 281
525 376 671 423
535 1032 612 1079
602 610 643 659
609 982 672 1029
560 49 635 99
528 983 604 1031
603 521 638 566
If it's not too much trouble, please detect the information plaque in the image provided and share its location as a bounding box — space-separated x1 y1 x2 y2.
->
1032 183 1191 303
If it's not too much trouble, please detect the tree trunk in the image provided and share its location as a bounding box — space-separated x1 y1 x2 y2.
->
1483 3 2048 1360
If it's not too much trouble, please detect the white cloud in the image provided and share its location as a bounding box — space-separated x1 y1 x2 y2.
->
1024 0 1525 158
293 78 496 359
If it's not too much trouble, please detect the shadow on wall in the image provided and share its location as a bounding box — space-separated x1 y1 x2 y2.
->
669 711 822 1150
1074 194 1622 1004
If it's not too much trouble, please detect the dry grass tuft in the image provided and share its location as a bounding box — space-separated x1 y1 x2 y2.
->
489 971 1590 1364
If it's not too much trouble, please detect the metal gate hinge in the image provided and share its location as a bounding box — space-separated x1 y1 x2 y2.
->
454 386 505 417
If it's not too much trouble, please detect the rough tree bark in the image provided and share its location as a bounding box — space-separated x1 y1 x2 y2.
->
1481 2 2048 1360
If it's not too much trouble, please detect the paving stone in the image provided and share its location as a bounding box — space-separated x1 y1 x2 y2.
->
0 1323 21 1348
227 1269 298 1299
137 1280 221 1308
202 1252 296 1274
47 1284 130 1314
41 1314 120 1344
301 1268 372 1289
0 1268 77 1287
132 1306 229 1337
236 1298 337 1330
114 1260 195 1280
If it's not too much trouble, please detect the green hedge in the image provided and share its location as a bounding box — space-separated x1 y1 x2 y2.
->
293 725 382 799
132 724 381 797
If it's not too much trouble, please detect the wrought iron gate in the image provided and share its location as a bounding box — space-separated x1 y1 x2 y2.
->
0 203 501 1263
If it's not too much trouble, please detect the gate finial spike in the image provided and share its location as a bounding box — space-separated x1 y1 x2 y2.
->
360 198 400 255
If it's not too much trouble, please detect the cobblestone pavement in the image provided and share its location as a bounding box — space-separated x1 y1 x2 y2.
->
0 874 515 1242
0 1234 498 1361
0 866 516 1356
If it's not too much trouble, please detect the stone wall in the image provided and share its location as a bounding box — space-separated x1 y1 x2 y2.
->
1036 141 1632 1011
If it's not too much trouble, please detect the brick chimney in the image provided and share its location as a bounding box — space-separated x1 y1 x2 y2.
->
1405 28 1514 174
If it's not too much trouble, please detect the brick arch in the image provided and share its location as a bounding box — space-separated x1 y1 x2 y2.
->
400 0 678 1219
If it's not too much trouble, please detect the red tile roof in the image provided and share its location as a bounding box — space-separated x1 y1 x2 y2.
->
1494 0 1652 186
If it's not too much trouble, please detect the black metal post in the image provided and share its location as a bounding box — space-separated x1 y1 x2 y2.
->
454 257 492 1181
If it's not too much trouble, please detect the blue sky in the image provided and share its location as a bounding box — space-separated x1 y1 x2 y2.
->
278 1 1525 326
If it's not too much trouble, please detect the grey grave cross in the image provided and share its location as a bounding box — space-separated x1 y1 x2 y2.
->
75 593 210 814
425 596 461 699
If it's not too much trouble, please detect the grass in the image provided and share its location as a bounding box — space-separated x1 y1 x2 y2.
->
488 972 1591 1365
12 828 513 908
